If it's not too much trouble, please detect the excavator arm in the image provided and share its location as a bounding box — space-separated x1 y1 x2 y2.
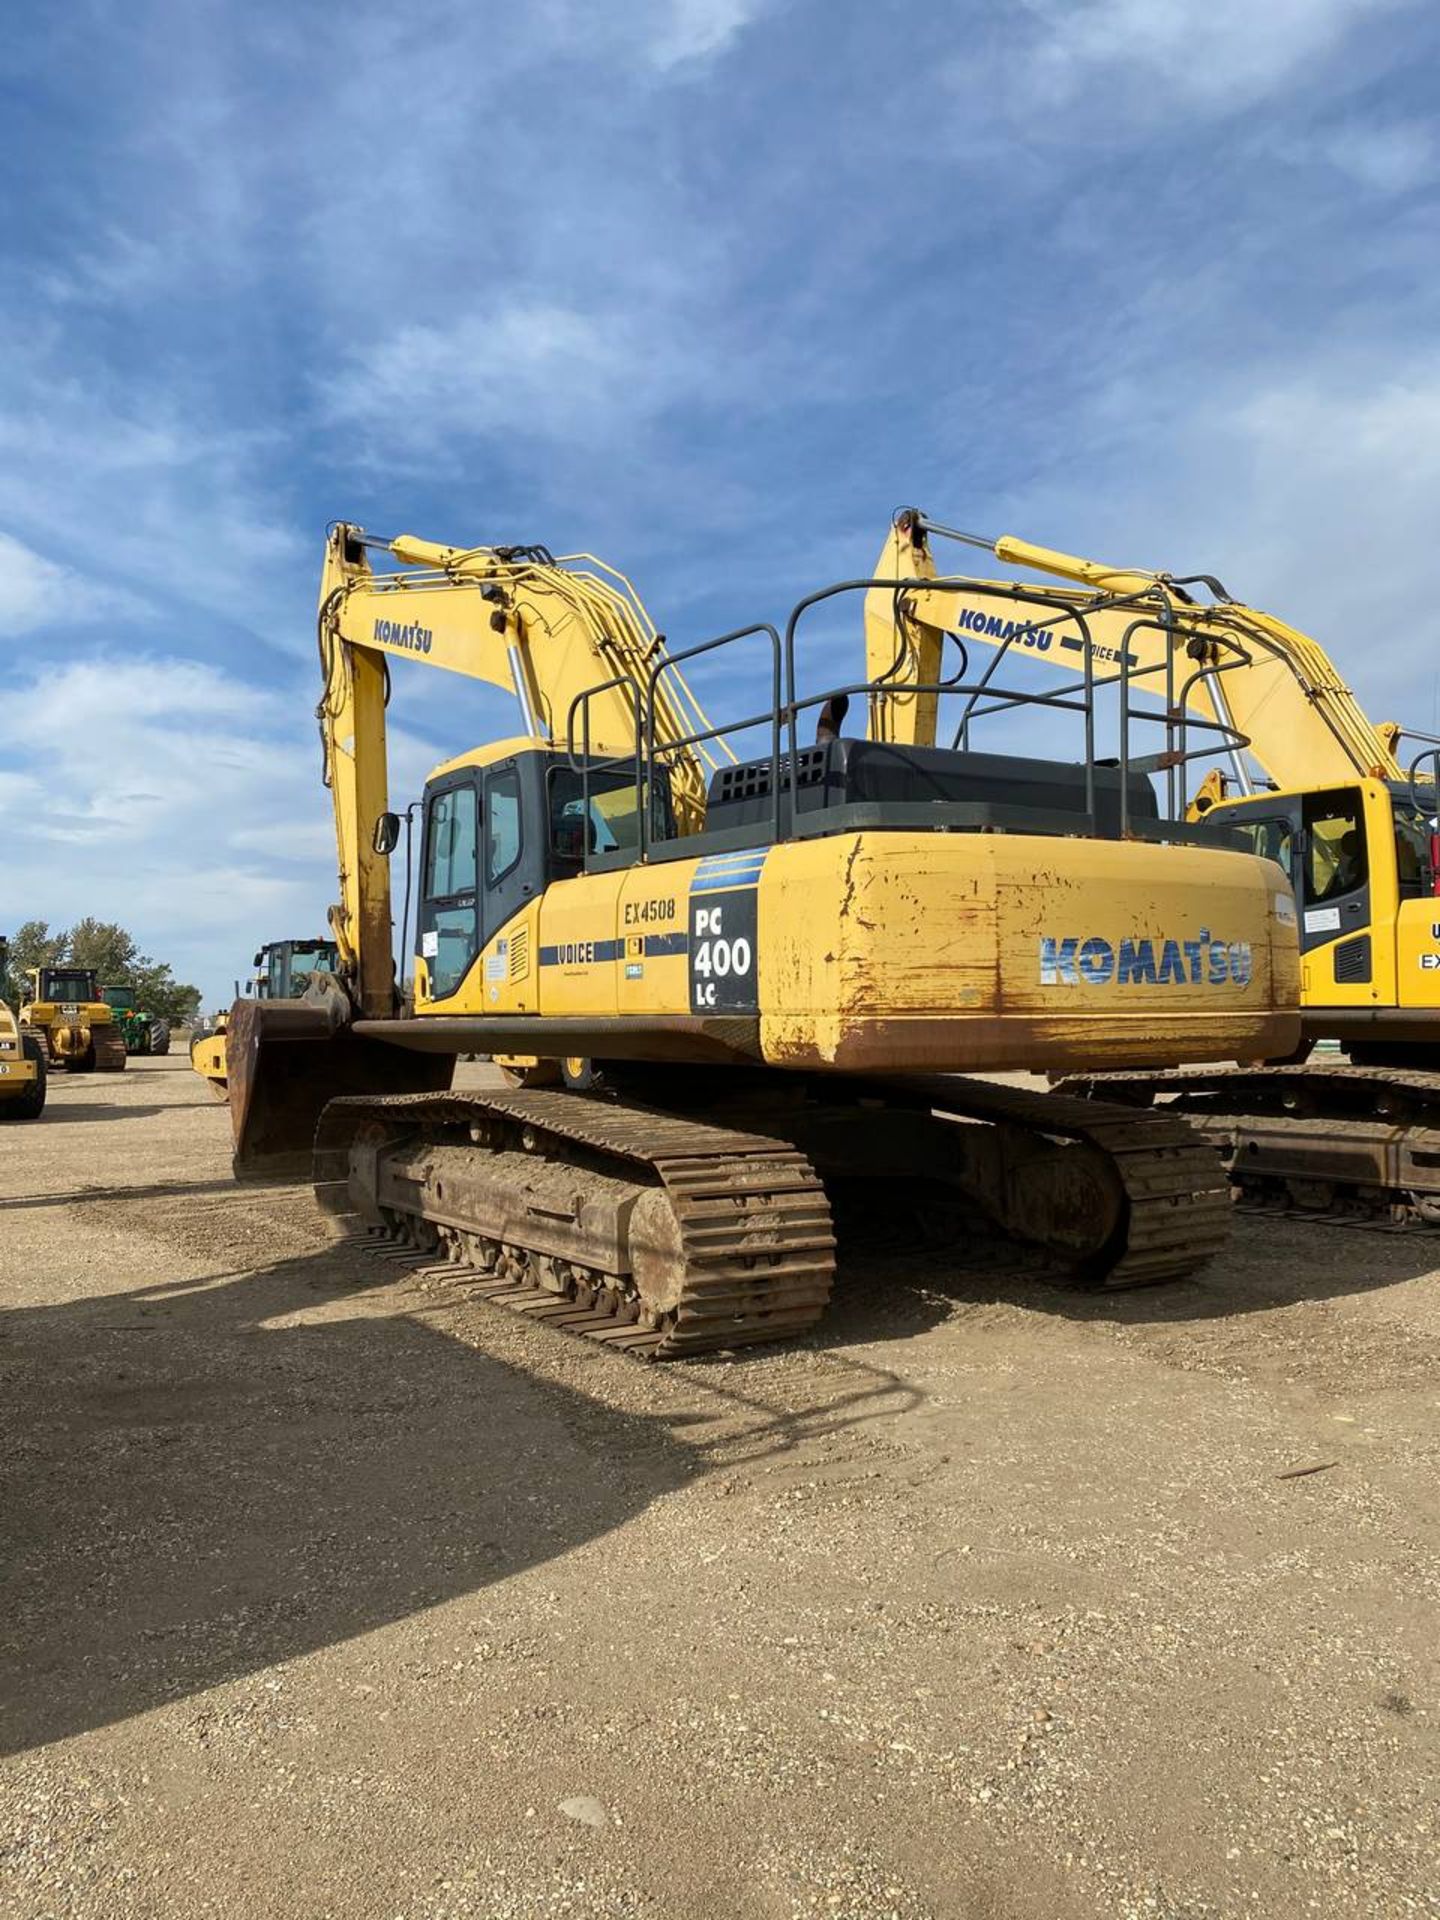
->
865 509 1404 794
315 524 723 1016
227 523 724 1169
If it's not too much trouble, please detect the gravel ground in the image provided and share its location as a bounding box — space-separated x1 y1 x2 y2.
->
2 1056 1437 1919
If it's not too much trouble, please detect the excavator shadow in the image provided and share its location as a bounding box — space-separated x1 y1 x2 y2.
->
0 1243 696 1756
791 1182 1440 1351
29 1101 193 1123
812 1203 1440 1345
0 1239 915 1757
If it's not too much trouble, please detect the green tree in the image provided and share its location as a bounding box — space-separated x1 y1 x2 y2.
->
67 919 141 980
126 960 202 1027
0 920 67 1004
0 918 201 1025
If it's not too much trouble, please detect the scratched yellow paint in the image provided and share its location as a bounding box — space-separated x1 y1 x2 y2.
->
421 825 1297 1075
757 832 1296 1071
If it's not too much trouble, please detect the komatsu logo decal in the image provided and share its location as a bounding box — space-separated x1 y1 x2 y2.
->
1039 930 1253 987
954 606 1136 668
373 616 434 654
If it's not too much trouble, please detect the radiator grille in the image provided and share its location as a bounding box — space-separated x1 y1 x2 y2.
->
1333 933 1371 984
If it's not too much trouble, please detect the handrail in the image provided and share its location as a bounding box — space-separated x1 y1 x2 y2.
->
561 572 1258 861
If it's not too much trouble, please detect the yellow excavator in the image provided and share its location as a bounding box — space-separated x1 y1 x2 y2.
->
223 519 1301 1356
0 937 46 1120
868 509 1440 1224
22 965 127 1072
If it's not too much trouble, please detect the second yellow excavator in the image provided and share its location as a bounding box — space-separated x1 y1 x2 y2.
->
867 509 1440 1225
221 519 1301 1356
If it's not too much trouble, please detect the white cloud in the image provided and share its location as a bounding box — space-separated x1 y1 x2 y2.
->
0 532 146 633
1317 118 1435 191
993 350 1440 731
1011 0 1415 112
0 650 452 1006
506 0 770 72
337 303 650 447
0 339 308 651
0 768 41 812
646 0 766 67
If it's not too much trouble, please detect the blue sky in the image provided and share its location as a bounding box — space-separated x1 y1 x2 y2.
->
2 0 1438 1004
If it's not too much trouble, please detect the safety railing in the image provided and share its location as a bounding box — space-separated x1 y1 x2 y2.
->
564 571 1258 863
565 671 649 860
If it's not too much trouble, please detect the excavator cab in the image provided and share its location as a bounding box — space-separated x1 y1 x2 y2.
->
413 750 672 1005
229 750 669 1175
1201 778 1440 1058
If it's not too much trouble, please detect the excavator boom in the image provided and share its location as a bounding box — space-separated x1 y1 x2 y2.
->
866 510 1406 794
315 526 725 1011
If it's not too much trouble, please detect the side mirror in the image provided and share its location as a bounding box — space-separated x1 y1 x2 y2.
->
252 951 264 968
373 811 401 856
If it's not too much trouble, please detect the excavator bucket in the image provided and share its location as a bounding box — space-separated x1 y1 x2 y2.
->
228 996 453 1181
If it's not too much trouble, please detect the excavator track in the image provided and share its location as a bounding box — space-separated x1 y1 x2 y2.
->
868 1076 1232 1289
1056 1064 1440 1228
310 1077 1229 1359
313 1088 837 1358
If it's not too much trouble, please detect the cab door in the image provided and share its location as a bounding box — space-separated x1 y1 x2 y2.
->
417 774 480 1005
480 758 535 945
1295 786 1392 1007
1207 788 1386 1007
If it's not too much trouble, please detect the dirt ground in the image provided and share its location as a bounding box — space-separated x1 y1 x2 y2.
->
2 1056 1437 1920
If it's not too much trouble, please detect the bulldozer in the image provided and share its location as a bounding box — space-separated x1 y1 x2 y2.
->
867 508 1440 1225
216 517 1300 1358
0 937 46 1120
22 965 127 1072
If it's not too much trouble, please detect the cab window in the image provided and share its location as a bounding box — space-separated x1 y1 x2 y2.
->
1393 802 1434 900
426 785 478 897
485 765 522 884
41 970 95 1002
1304 792 1366 902
1224 815 1294 881
548 765 668 871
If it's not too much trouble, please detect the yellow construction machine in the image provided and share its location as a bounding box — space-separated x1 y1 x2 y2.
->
223 520 1301 1356
191 938 340 1097
22 965 127 1073
0 938 46 1120
868 509 1440 1224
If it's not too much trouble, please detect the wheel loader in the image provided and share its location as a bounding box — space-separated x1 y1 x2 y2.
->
22 966 127 1072
190 939 339 1097
0 938 46 1120
215 518 1300 1358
